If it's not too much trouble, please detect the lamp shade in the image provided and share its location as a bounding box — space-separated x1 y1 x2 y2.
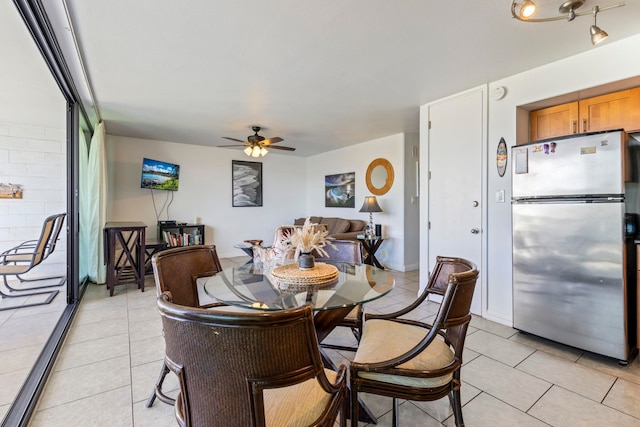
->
359 196 383 213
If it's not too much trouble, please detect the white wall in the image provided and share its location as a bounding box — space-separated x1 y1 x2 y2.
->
108 132 420 271
106 135 307 258
484 34 640 324
305 133 417 271
0 122 67 278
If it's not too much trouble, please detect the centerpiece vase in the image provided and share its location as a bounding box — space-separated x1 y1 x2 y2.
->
298 252 315 270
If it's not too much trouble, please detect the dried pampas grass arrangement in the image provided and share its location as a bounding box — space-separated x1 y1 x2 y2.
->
285 217 336 259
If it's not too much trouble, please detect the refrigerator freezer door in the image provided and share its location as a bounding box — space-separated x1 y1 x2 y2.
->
512 200 629 360
512 131 625 199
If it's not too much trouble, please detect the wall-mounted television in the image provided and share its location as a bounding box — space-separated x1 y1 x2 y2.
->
140 157 180 191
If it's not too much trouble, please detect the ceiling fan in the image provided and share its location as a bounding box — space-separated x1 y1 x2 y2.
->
220 126 295 157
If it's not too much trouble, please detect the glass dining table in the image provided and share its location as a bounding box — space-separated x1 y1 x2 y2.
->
199 260 395 343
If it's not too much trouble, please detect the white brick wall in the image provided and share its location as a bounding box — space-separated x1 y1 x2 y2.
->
0 122 67 280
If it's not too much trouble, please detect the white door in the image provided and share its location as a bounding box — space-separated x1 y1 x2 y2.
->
427 89 484 315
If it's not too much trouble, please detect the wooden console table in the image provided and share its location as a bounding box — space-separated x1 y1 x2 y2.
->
104 222 147 296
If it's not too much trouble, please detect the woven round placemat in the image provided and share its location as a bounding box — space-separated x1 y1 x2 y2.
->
270 262 339 291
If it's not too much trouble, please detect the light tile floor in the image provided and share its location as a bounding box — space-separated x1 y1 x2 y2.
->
0 278 67 421
22 256 640 426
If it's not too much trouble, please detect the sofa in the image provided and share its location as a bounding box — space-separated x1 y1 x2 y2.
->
293 216 366 241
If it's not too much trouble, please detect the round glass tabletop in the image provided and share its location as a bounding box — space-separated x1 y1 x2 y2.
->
199 261 394 311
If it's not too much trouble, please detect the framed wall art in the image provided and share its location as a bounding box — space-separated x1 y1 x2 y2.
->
232 160 263 207
325 172 355 208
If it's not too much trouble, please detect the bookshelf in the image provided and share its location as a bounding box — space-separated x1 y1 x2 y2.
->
158 223 204 247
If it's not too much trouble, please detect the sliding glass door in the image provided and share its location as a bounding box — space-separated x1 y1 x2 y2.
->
1 1 90 425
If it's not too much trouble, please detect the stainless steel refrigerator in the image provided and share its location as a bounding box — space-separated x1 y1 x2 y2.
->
512 130 637 362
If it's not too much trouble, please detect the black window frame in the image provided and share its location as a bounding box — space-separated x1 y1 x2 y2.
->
2 1 93 426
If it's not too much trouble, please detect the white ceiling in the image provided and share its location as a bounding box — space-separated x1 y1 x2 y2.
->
10 1 640 156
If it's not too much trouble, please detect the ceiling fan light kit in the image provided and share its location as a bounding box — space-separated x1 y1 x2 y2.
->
219 126 295 157
510 0 624 45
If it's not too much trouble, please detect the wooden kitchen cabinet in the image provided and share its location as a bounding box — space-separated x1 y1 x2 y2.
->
530 102 579 141
579 87 640 134
529 87 640 142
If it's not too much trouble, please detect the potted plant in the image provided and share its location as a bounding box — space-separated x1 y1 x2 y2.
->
285 217 336 269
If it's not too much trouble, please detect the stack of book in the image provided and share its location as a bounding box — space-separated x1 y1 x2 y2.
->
162 230 203 247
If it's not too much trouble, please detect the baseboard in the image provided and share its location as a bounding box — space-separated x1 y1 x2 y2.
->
483 309 513 327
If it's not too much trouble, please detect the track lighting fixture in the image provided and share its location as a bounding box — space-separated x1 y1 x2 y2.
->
510 0 624 45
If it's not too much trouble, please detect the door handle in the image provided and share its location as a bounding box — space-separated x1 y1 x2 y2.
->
583 118 587 132
572 120 577 134
472 201 479 207
471 228 480 234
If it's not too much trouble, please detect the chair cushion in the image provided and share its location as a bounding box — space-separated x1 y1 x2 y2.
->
264 368 338 427
344 306 360 321
354 319 454 388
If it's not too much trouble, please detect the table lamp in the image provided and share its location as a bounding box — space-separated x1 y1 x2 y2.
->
359 196 383 238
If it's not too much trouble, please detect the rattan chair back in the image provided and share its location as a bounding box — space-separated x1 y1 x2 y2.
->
157 294 346 427
313 240 362 265
151 244 222 308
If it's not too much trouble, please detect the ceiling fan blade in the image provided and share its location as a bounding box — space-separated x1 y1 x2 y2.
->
222 137 246 143
266 145 296 151
218 144 249 148
261 137 283 146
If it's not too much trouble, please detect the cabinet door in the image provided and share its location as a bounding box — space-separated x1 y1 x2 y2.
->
579 87 640 134
529 102 578 142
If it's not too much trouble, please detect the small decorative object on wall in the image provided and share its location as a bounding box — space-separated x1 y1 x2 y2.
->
232 160 262 207
0 183 23 199
496 138 508 177
325 172 355 208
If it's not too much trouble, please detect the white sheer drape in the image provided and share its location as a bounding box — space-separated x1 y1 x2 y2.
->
86 121 108 284
79 129 90 279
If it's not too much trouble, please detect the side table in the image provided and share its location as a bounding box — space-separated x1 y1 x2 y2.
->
357 234 385 269
104 222 147 296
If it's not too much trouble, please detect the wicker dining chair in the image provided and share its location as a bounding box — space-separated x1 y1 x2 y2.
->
146 244 227 407
350 256 479 427
313 240 365 351
157 292 348 427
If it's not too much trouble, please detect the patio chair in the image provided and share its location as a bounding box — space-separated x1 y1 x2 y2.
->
157 292 347 427
350 256 478 427
0 213 66 311
0 212 66 290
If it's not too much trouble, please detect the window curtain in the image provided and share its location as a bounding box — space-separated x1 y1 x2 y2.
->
85 121 108 283
79 129 90 279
